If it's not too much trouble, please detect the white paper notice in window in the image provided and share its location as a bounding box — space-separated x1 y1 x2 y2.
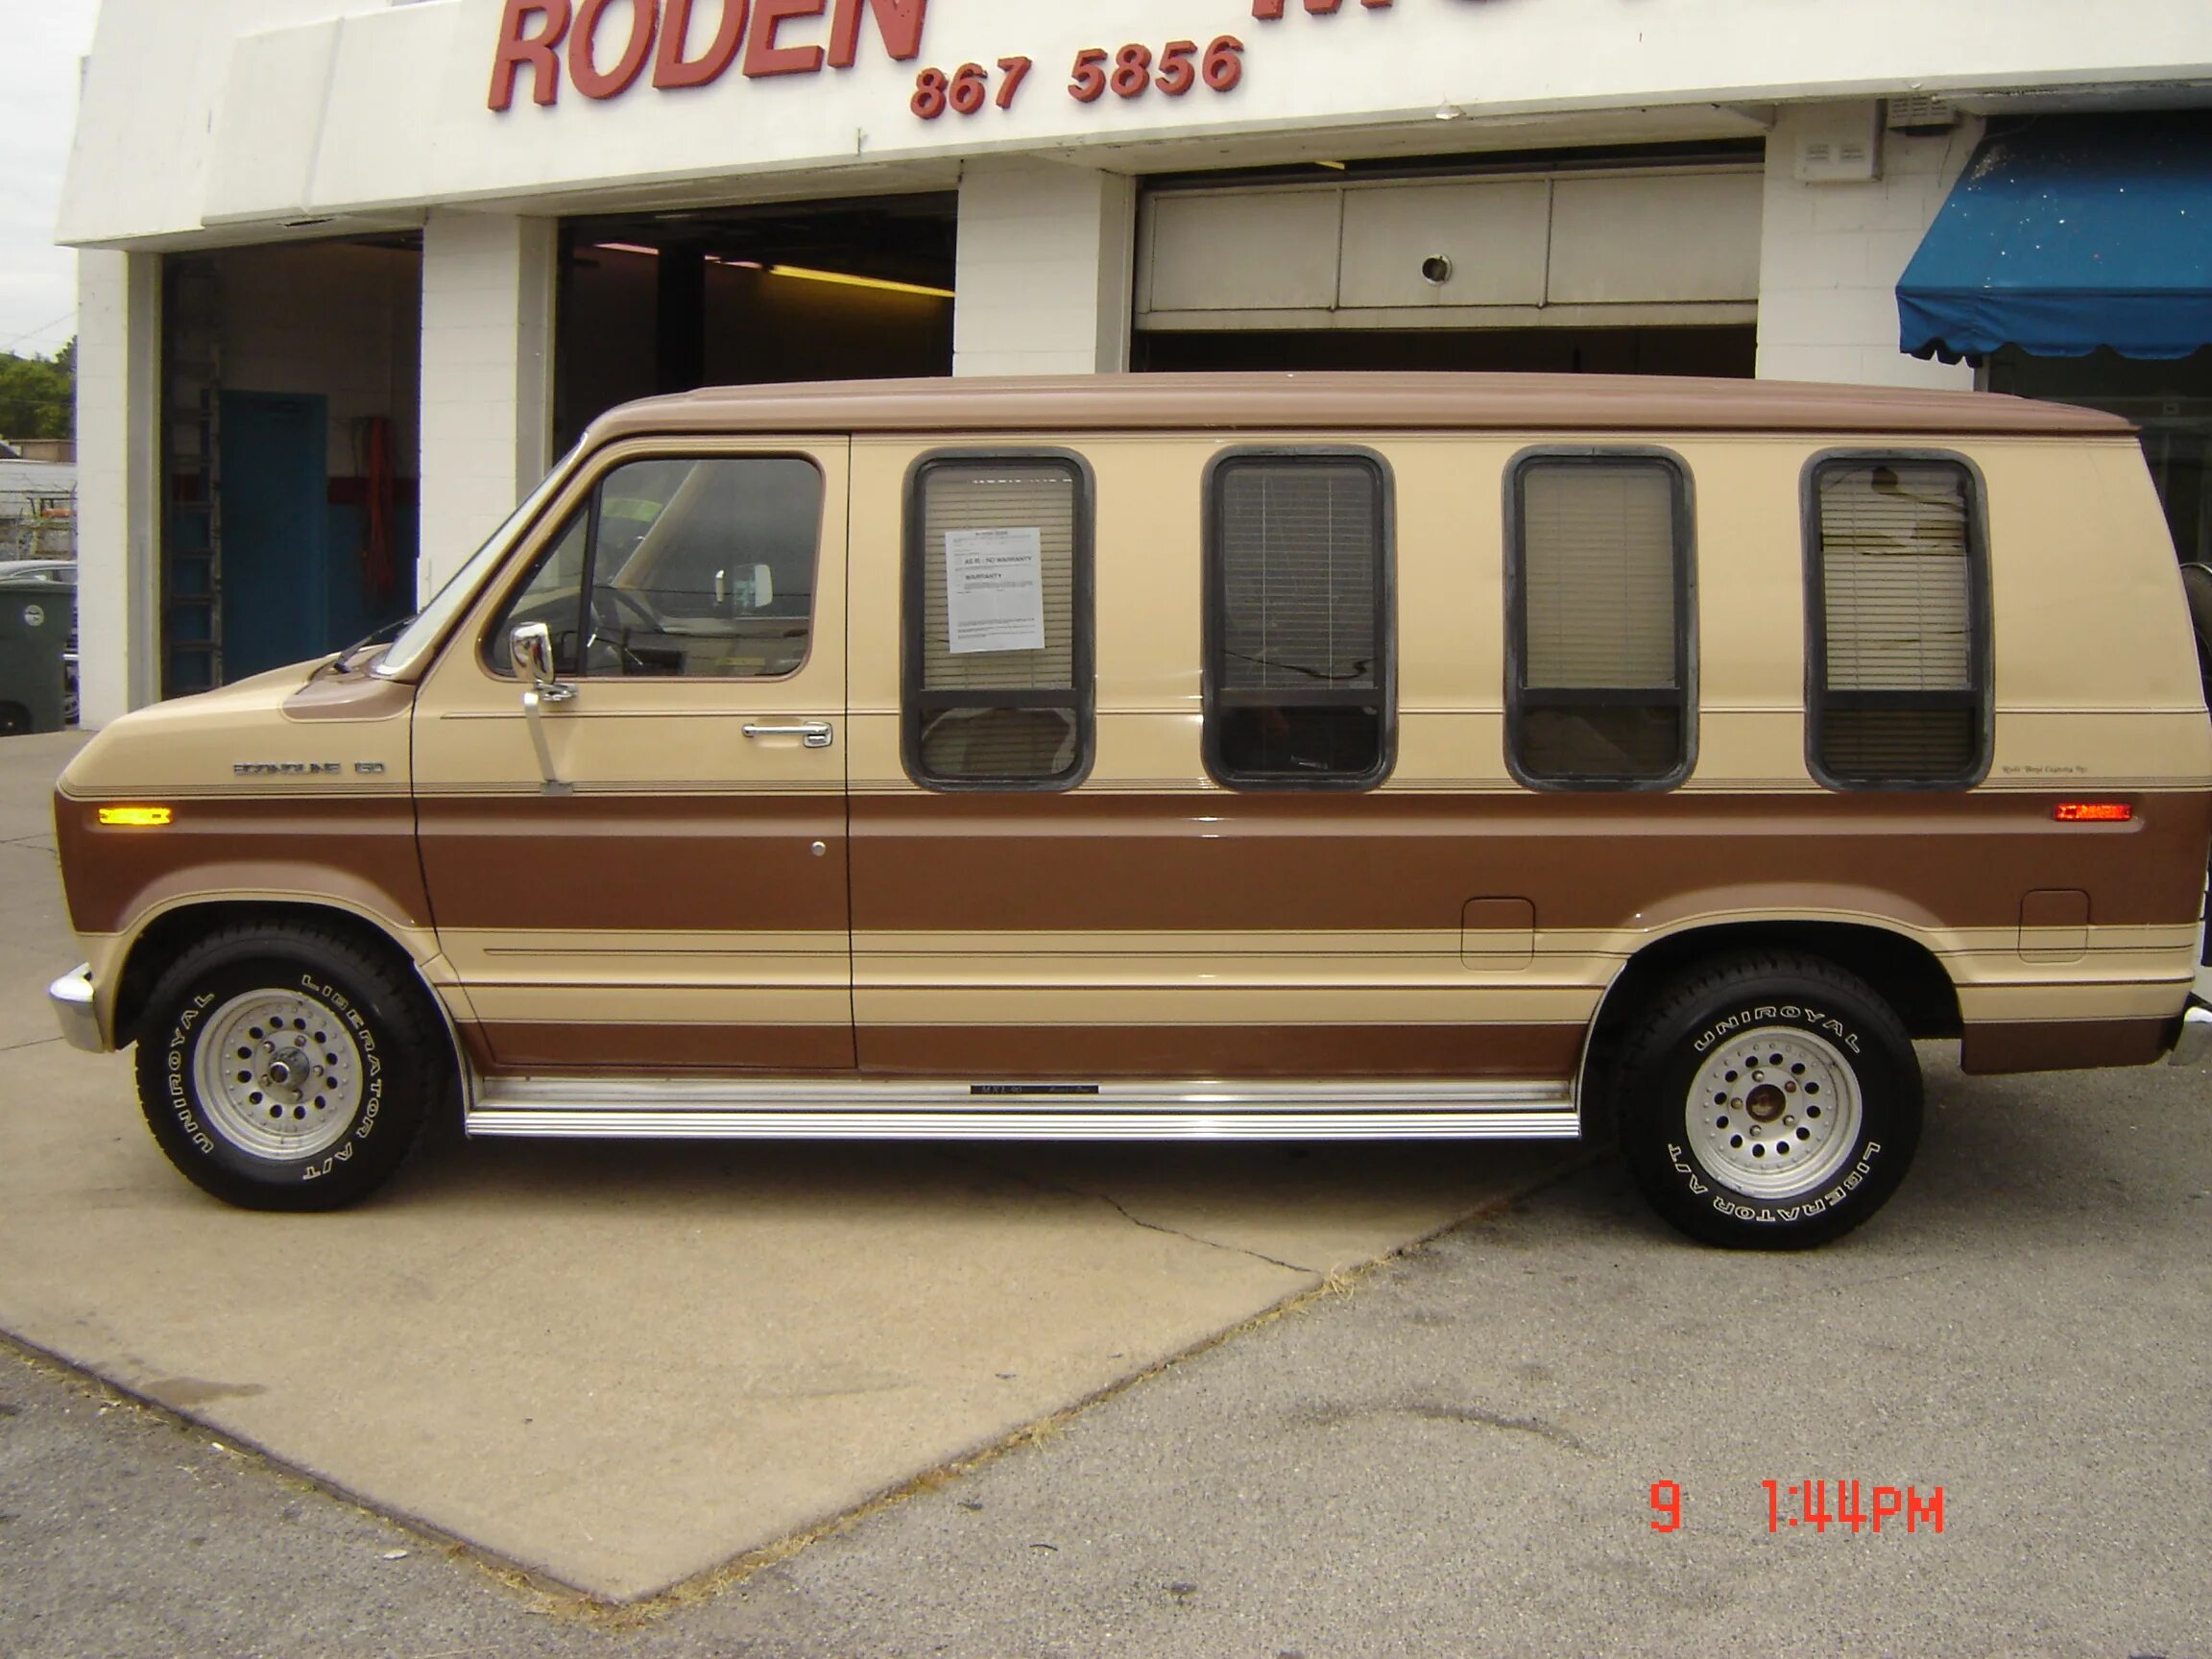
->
944 526 1046 654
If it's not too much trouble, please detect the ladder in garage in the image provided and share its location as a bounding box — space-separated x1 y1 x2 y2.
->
161 258 224 697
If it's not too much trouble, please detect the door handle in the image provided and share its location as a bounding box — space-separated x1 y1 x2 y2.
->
742 720 834 749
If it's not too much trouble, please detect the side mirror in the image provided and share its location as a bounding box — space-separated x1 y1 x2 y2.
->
510 621 560 689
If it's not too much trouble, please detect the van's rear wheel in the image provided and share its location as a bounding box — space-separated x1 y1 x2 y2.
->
1612 952 1921 1249
132 923 440 1211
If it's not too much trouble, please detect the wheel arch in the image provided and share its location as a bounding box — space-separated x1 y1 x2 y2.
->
111 900 455 1063
1579 920 1959 1117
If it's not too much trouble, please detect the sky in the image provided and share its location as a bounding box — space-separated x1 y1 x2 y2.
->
0 0 103 361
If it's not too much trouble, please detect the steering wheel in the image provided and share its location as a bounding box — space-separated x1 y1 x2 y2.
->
587 585 660 673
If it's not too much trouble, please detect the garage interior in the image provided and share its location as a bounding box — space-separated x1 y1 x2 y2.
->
554 195 958 450
160 237 423 697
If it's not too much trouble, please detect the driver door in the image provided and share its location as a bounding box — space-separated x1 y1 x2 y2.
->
412 438 853 1073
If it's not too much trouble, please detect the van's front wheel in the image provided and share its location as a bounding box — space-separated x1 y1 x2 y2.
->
1612 953 1921 1249
132 923 439 1211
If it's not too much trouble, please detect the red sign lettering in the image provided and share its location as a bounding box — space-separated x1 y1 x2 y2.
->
744 0 827 77
655 0 748 89
489 0 928 109
828 0 926 66
1252 0 1390 14
490 0 571 109
570 0 658 99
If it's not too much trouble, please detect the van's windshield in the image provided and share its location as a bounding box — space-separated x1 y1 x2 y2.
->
373 446 580 681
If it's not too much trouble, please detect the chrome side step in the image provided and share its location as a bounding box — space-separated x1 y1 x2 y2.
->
466 1076 1582 1142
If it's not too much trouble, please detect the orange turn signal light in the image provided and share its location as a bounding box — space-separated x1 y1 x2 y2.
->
2053 802 2132 823
96 805 173 828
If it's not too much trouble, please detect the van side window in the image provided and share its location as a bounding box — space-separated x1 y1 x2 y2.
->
491 455 822 679
903 454 1093 789
1807 456 1989 788
1506 451 1694 788
1204 451 1392 789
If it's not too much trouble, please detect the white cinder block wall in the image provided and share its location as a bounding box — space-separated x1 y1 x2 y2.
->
1755 106 1982 389
74 251 161 727
953 160 1136 377
417 210 557 600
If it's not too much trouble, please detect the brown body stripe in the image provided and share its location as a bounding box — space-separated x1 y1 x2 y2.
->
417 794 850 933
66 788 2206 945
856 1022 1584 1079
56 792 431 936
848 790 2212 934
1960 1018 2174 1074
582 373 2134 445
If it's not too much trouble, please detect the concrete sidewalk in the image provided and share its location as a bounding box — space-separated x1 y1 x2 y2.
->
0 729 1574 1601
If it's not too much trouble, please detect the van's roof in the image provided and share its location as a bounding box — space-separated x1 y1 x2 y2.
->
589 372 2135 442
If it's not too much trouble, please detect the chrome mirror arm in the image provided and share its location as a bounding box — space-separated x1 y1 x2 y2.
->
509 622 576 794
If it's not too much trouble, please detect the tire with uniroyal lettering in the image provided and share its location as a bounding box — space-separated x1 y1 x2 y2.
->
1611 952 1922 1249
132 922 440 1211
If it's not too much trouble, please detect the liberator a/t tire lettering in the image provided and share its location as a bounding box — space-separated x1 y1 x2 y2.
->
1612 951 1922 1249
132 922 442 1212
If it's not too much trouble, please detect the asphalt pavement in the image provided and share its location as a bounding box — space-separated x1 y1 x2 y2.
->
8 1049 2211 1657
3 724 2210 1655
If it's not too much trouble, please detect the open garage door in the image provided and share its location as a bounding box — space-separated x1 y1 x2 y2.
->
556 195 956 449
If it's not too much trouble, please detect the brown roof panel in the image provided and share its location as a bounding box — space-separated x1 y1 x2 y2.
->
585 372 2136 444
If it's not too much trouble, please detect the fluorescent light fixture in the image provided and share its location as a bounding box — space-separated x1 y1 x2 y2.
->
765 264 954 300
593 242 661 256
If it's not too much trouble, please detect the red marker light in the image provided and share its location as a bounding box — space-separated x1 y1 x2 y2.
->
2054 802 2133 823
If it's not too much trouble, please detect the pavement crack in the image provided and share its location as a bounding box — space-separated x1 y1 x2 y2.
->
0 1034 60 1054
945 1152 1316 1275
1078 1184 1316 1275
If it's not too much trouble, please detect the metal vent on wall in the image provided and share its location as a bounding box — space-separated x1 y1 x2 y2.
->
1886 95 1960 132
1793 103 1884 183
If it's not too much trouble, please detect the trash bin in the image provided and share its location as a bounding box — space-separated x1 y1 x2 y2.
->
0 575 70 735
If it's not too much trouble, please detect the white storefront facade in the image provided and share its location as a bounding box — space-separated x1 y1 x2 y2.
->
60 0 2212 726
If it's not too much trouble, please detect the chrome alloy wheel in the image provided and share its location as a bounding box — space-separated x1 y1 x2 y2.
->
1685 1026 1864 1200
191 989 364 1162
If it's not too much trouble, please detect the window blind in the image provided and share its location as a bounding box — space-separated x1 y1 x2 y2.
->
1509 456 1690 787
1811 460 1984 785
920 466 1077 692
1521 465 1678 690
907 457 1090 786
1216 463 1380 694
1816 467 1971 692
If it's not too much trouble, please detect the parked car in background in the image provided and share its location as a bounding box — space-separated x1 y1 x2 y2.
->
0 559 77 584
0 559 77 731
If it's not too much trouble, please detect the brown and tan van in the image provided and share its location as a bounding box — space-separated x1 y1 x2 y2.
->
47 373 2212 1247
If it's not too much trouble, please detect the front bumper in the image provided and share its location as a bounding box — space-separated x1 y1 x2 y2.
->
48 964 104 1054
2169 998 2212 1068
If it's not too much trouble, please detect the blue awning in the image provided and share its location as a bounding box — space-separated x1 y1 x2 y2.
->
1897 115 2212 362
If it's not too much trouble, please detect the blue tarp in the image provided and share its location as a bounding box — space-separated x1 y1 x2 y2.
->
1897 115 2212 362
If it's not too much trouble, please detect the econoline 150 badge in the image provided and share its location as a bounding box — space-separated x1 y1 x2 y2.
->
230 761 388 776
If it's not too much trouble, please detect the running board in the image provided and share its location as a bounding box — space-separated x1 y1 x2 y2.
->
466 1076 1582 1142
